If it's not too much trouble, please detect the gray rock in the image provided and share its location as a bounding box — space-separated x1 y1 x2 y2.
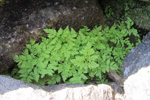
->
122 32 150 80
122 32 150 100
0 75 114 100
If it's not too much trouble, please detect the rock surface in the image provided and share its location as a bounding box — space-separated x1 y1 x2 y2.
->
140 0 150 2
108 82 125 100
0 0 105 73
122 32 150 100
124 66 150 100
122 32 150 80
0 75 114 100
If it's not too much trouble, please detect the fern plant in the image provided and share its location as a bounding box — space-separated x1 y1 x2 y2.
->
13 17 141 85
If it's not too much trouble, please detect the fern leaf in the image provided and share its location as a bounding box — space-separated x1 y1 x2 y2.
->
88 62 99 69
30 38 35 45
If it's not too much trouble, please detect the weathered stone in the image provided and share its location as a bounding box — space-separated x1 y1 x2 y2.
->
140 0 150 2
108 82 125 100
124 66 150 100
0 75 114 100
122 32 150 80
0 0 105 73
122 32 150 100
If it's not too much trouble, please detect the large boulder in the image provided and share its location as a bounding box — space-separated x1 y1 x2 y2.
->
122 32 150 100
0 75 114 100
0 0 105 73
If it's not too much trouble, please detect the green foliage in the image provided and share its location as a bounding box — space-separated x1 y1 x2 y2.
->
119 0 150 30
103 0 129 20
0 0 4 5
103 0 144 27
105 6 114 18
128 4 150 30
13 18 140 85
103 0 150 30
0 0 10 5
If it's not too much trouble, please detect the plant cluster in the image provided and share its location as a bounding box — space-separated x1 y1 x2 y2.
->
105 6 114 18
103 0 150 30
0 0 4 5
128 4 150 30
13 17 140 85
